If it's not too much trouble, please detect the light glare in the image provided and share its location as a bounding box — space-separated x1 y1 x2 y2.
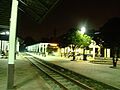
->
81 27 86 34
6 31 9 35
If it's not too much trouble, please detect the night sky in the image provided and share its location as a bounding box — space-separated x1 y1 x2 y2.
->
18 0 120 41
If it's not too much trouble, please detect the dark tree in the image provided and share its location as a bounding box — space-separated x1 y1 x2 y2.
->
97 17 120 67
23 36 36 46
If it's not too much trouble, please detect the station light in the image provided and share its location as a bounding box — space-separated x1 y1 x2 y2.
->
0 31 9 35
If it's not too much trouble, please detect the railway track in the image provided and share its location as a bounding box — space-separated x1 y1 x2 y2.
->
22 53 120 90
24 54 94 90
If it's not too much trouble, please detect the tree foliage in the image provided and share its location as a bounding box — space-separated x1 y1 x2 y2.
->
59 27 92 48
58 27 92 60
80 34 92 48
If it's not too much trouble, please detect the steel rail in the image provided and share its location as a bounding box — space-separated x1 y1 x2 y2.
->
33 57 94 90
25 57 68 90
25 55 94 90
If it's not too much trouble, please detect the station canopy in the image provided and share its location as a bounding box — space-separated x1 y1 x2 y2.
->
0 0 60 38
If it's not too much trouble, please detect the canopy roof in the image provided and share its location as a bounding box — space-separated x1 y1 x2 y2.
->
0 0 60 32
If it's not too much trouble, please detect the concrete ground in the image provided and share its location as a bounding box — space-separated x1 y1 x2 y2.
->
29 52 120 89
0 55 51 90
1 52 120 90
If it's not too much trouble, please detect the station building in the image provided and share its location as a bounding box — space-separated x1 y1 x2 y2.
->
26 43 60 56
26 40 111 60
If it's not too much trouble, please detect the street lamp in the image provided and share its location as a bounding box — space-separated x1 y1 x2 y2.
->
81 26 86 34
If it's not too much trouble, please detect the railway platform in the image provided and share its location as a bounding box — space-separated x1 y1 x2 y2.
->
0 54 51 90
28 52 120 89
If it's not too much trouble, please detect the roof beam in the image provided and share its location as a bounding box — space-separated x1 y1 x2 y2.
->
37 0 49 10
18 0 28 6
0 25 9 29
19 0 42 19
38 0 60 23
18 7 25 13
18 0 60 23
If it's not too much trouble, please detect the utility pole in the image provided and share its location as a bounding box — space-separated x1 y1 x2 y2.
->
7 0 18 89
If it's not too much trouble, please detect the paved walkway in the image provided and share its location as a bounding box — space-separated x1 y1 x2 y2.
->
28 52 120 89
0 54 51 90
